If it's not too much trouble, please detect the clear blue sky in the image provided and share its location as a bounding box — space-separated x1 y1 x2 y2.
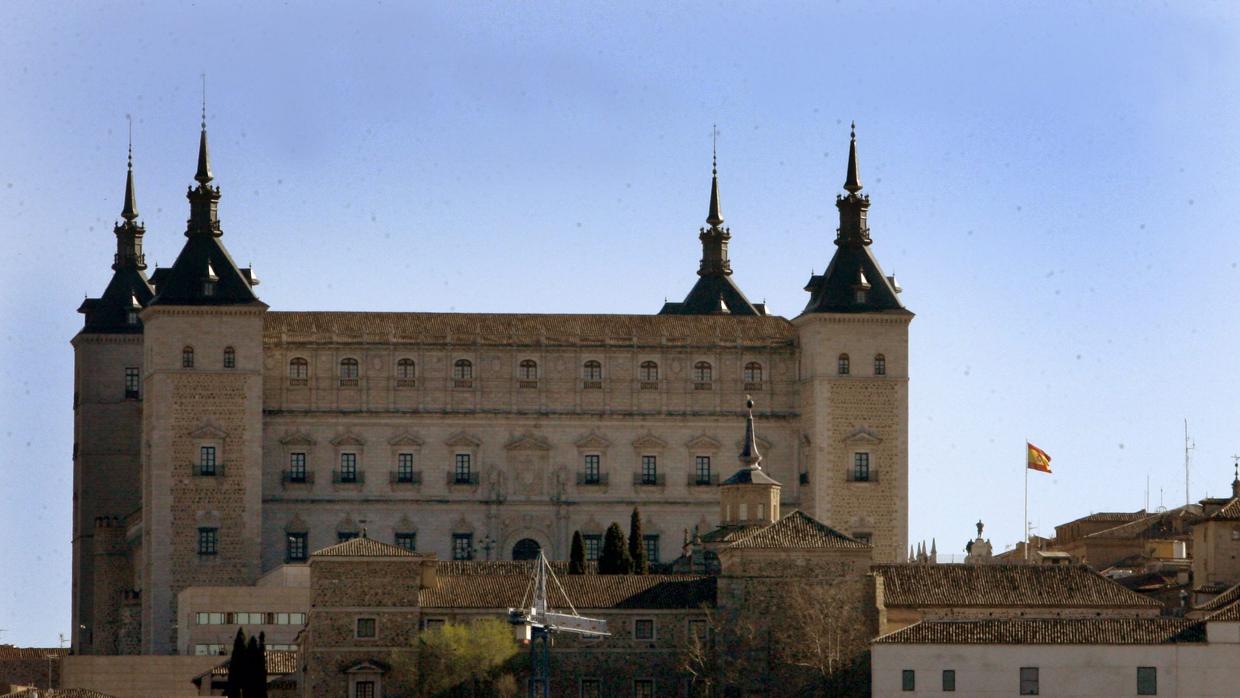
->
3 2 1240 646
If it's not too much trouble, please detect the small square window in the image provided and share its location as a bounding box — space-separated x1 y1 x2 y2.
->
356 617 376 639
338 531 359 542
453 533 473 560
395 532 417 552
197 527 218 555
583 534 601 561
1019 667 1039 695
634 618 655 640
902 669 915 691
286 532 307 562
943 669 956 692
1137 666 1157 695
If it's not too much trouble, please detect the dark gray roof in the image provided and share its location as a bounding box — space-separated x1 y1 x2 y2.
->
149 233 260 306
78 266 153 333
801 243 907 314
660 274 765 316
721 465 780 486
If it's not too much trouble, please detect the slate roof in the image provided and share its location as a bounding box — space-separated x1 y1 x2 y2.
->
725 510 868 550
721 465 780 486
660 275 764 317
77 266 153 334
873 618 1205 645
148 233 260 306
311 537 419 558
265 312 796 347
872 564 1162 608
419 574 715 610
801 244 908 315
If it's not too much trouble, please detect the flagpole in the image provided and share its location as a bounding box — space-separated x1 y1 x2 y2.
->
1023 440 1029 562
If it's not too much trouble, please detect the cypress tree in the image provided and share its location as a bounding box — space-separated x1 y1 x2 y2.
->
245 635 262 697
598 522 632 574
254 631 268 698
224 628 246 698
629 507 648 574
569 530 586 574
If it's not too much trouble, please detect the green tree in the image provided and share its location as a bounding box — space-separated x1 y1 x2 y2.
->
245 635 264 698
569 530 586 574
598 522 632 574
629 507 648 574
224 628 246 698
411 618 520 697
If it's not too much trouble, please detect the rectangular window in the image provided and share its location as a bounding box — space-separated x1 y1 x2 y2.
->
695 455 711 484
853 452 870 482
641 455 657 485
194 644 225 655
584 454 600 483
454 453 471 483
1019 667 1039 695
943 669 956 692
580 678 601 698
198 446 217 476
644 534 660 563
395 532 417 552
197 527 218 555
397 453 415 482
453 533 473 560
634 618 655 640
289 452 306 482
1137 667 1157 695
124 367 140 399
338 531 359 542
901 669 915 691
196 612 226 625
339 453 357 482
287 532 307 562
634 679 654 698
356 617 377 639
583 534 602 561
853 532 873 545
354 680 375 698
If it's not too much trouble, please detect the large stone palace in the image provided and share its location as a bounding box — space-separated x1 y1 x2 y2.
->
71 117 912 655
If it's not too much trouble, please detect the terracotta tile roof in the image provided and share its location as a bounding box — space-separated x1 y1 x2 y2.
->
311 537 418 558
200 650 299 679
725 511 868 550
264 312 796 347
699 524 766 545
2 691 119 698
872 564 1162 608
419 574 715 610
1206 599 1240 621
1197 581 1240 612
1209 498 1240 521
0 647 68 660
433 560 596 576
1073 511 1148 524
874 618 1205 645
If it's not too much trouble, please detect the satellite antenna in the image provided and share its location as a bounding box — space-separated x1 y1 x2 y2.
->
507 551 609 697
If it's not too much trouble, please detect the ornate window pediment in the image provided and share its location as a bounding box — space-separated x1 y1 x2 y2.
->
387 432 424 447
284 514 308 534
505 432 552 452
444 431 482 448
343 660 389 674
330 431 365 447
842 427 883 445
279 431 316 446
451 516 474 534
574 432 611 451
685 434 722 451
188 422 228 440
631 433 668 451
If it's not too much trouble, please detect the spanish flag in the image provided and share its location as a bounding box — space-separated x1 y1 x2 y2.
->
1027 442 1052 473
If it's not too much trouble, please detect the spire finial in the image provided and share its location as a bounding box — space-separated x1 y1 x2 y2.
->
739 395 762 468
843 120 862 194
706 124 724 227
121 114 138 222
195 74 213 185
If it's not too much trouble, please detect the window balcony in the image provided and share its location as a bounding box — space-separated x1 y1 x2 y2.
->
743 382 764 391
576 472 609 486
518 380 538 389
282 470 315 485
193 463 224 477
447 471 480 486
693 382 713 391
395 379 416 388
332 470 365 484
581 380 603 390
288 378 308 387
339 378 359 387
389 471 423 485
639 381 659 391
124 389 141 400
633 473 666 487
688 473 719 487
847 471 879 484
453 379 473 389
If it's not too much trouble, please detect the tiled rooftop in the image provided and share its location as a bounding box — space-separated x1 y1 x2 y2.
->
1197 581 1240 612
0 647 68 660
872 564 1162 608
419 574 715 610
725 511 868 550
203 649 299 677
311 537 419 558
1 690 119 698
874 618 1204 645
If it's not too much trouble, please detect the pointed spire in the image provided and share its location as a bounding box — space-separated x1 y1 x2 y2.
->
195 75 213 185
121 115 138 221
739 396 762 468
706 124 723 227
843 121 862 194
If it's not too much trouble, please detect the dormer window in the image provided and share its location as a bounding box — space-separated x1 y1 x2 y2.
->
202 280 216 297
127 310 140 326
854 289 867 304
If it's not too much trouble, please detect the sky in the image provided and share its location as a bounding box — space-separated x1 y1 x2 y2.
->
3 1 1240 646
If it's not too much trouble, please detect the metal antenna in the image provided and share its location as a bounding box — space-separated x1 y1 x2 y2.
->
711 124 719 175
126 114 133 167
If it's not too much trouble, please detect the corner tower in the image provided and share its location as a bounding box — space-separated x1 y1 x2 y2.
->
139 110 266 652
659 135 766 315
794 124 912 563
71 135 155 653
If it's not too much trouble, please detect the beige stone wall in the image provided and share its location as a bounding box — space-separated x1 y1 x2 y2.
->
60 655 222 698
795 313 910 562
176 584 311 655
1194 521 1240 587
140 305 266 653
72 333 145 654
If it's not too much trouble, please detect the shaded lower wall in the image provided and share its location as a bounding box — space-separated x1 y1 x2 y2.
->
61 655 223 698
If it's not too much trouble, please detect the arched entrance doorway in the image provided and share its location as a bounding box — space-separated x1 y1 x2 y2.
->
512 538 541 561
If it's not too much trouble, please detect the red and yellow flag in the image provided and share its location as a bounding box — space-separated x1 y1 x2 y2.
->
1027 442 1052 473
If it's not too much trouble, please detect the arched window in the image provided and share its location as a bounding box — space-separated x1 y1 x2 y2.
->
639 361 659 382
223 347 236 369
289 358 309 379
838 353 850 375
874 354 886 376
182 346 195 369
693 361 713 382
340 358 359 379
453 359 473 380
519 359 538 381
743 362 763 383
583 360 602 381
396 358 415 379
